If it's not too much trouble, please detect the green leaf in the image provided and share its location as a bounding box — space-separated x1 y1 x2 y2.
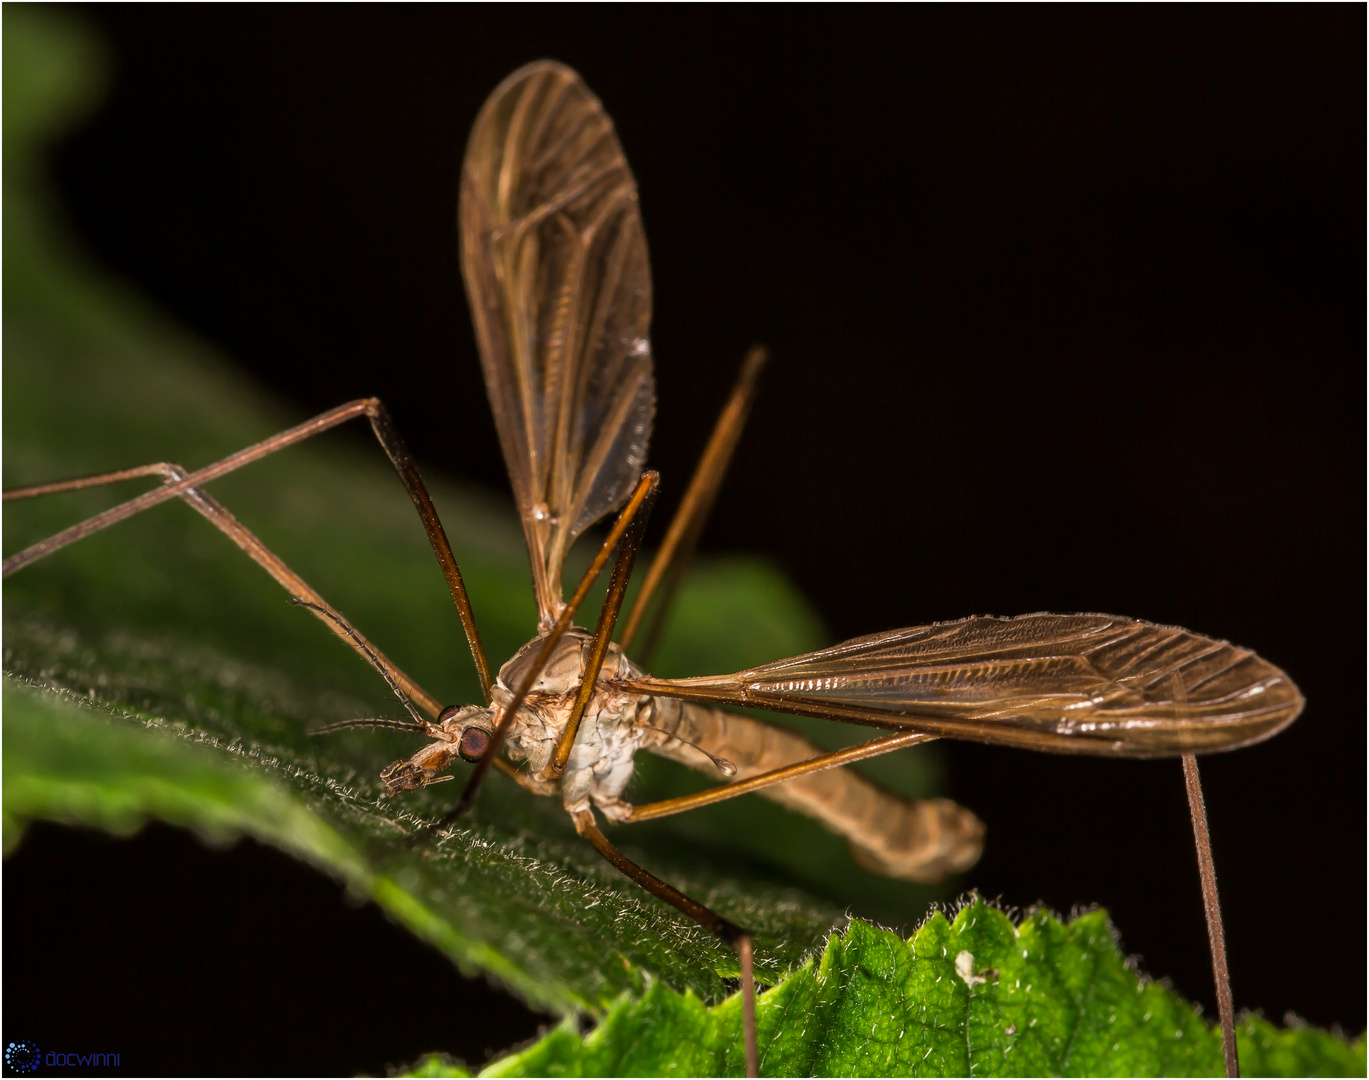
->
449 903 1365 1078
3 9 1360 1077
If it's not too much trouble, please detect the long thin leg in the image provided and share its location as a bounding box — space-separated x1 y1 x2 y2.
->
573 809 759 1078
365 403 491 698
618 346 766 659
1164 669 1239 1077
625 729 939 822
444 471 661 821
10 461 445 712
549 477 658 776
1183 754 1239 1078
431 469 761 1069
3 463 186 499
7 463 526 785
5 402 369 572
3 398 492 697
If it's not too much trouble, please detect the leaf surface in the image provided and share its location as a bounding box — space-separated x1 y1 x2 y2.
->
408 904 1366 1077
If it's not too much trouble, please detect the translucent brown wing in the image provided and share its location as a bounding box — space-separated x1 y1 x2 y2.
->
460 61 654 625
621 613 1304 757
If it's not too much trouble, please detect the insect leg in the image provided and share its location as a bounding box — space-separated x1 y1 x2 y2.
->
7 459 532 787
627 720 981 882
9 460 446 712
1183 753 1239 1078
572 808 759 1078
1162 668 1238 1076
627 729 939 819
5 401 373 574
549 473 658 775
4 463 189 500
442 472 661 821
364 401 491 697
3 398 493 698
618 346 766 660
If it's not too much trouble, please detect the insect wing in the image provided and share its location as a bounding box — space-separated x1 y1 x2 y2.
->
623 613 1304 757
460 61 655 625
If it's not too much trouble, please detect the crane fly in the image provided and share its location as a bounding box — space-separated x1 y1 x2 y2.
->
3 61 1304 1077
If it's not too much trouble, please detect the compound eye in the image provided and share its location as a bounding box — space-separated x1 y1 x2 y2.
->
458 727 491 763
437 705 463 724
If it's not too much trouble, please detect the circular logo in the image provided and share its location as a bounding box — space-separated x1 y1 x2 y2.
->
5 1040 40 1073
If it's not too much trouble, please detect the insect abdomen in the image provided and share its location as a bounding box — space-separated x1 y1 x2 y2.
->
642 699 984 883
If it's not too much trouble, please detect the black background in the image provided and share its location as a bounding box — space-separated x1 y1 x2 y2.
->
7 6 1365 1075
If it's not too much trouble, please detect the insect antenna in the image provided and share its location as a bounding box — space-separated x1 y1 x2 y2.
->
289 598 427 730
307 717 423 736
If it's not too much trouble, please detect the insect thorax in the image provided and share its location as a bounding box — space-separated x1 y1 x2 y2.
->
492 627 652 817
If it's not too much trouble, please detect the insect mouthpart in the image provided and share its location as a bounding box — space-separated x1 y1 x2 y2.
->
379 756 449 797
